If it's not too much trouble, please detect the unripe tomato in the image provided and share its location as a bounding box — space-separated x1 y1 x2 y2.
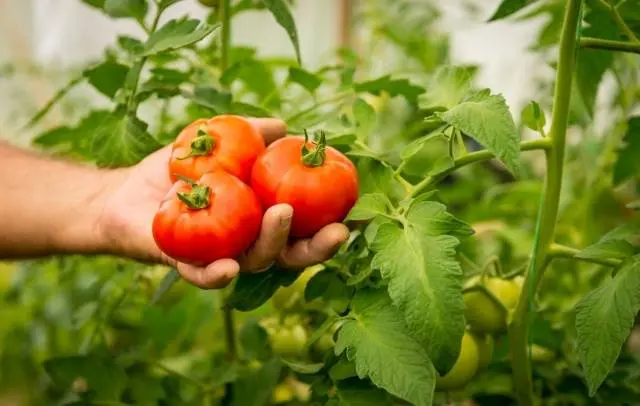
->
463 275 523 335
471 333 494 371
436 331 480 391
169 115 265 184
152 170 262 265
250 132 358 238
270 324 308 358
271 382 295 404
530 344 555 363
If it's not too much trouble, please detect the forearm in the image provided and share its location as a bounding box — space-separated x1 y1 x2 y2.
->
0 142 120 258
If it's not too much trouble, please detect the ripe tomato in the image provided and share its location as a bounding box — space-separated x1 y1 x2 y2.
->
250 132 358 238
463 275 523 335
152 170 262 265
168 115 265 184
436 331 480 391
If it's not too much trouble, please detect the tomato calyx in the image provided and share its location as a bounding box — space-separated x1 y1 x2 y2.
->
177 126 216 160
174 175 211 209
301 130 327 167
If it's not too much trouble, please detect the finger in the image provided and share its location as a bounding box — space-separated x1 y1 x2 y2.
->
279 223 350 269
176 259 240 289
248 118 287 145
239 204 293 272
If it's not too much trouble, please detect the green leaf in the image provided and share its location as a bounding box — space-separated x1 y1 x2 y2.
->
84 61 129 98
43 355 126 401
138 67 189 100
613 117 640 185
82 0 106 8
346 193 391 222
288 67 321 93
229 102 272 118
400 132 454 178
440 90 521 176
239 319 272 361
186 86 232 113
356 158 406 203
158 0 184 10
575 256 640 395
104 0 148 21
142 18 219 56
488 0 538 21
334 289 436 406
118 35 145 54
261 0 302 65
577 223 640 261
280 359 324 374
354 76 424 103
520 100 546 133
335 378 394 406
418 65 477 111
353 98 376 139
90 110 161 167
370 200 472 373
575 9 617 117
228 264 300 311
128 368 166 405
304 270 353 313
150 269 181 304
231 359 282 406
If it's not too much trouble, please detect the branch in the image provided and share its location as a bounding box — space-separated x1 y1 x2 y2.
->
409 137 551 198
548 243 622 267
595 0 639 42
580 37 640 54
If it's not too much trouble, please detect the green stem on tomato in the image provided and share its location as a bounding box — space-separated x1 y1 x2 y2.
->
580 37 640 54
409 137 551 198
547 243 622 267
507 1 582 404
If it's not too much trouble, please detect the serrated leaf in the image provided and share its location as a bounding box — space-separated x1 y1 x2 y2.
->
118 35 145 54
90 110 161 167
261 0 302 65
138 67 189 100
228 264 300 311
186 86 232 113
104 0 148 21
346 193 391 222
440 90 521 176
354 76 424 103
400 133 454 178
488 0 538 21
334 289 436 406
577 223 640 261
335 378 393 406
142 18 219 56
418 66 477 111
575 256 640 395
370 200 472 373
521 100 546 133
353 98 376 136
304 270 353 313
44 355 126 401
288 67 321 93
614 117 640 185
84 61 129 98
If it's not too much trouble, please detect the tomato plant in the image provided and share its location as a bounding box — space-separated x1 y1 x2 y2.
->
3 0 640 405
153 170 262 264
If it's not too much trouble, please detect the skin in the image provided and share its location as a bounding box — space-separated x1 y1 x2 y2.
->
0 118 350 289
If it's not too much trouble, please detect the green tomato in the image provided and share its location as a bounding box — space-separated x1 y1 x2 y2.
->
530 344 555 363
436 332 480 391
463 275 523 335
270 324 308 358
471 333 494 371
271 265 324 312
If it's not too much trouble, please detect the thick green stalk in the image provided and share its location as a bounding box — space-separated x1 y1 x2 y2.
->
548 243 622 268
507 1 582 404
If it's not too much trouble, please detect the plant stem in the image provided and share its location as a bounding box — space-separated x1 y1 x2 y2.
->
284 91 354 125
580 37 640 54
610 3 640 42
507 1 582 404
548 243 622 267
219 0 231 74
409 137 551 198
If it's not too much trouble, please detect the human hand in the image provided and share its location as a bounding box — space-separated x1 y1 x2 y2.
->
97 118 350 289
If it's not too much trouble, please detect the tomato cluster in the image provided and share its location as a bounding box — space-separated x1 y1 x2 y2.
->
152 115 359 265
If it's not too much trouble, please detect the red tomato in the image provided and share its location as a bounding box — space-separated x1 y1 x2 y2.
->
168 115 265 184
152 170 263 264
250 132 358 238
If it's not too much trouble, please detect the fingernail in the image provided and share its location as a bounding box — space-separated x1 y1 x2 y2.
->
280 214 292 228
